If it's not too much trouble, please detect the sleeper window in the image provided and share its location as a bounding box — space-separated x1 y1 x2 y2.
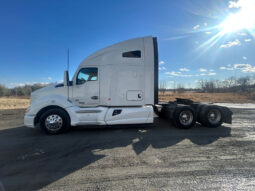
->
76 68 98 85
122 50 141 58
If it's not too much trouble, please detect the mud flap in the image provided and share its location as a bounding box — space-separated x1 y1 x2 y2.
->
220 106 233 124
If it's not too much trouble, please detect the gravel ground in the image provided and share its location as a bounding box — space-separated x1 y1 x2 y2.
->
0 106 255 191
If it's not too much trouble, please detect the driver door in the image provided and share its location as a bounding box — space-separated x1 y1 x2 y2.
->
72 67 99 107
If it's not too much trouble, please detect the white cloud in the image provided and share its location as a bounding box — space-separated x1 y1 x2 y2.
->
193 24 200 30
234 63 248 69
244 38 252 42
220 39 241 48
238 32 247 36
243 56 247 60
10 83 25 87
159 66 167 71
47 77 52 81
165 69 217 78
165 71 194 77
205 31 211 34
165 71 179 76
220 63 255 73
204 22 208 26
200 68 207 72
219 66 234 70
229 0 255 9
234 64 255 72
159 61 165 65
8 81 50 88
179 68 190 72
228 0 243 8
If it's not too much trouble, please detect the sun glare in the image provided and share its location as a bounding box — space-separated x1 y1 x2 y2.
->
220 12 255 34
220 0 255 34
192 0 255 57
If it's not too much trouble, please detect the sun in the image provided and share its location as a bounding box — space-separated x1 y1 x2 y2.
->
195 0 255 56
220 12 255 34
220 13 254 34
220 1 255 34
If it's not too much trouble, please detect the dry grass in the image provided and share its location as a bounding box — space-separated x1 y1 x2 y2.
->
0 91 254 110
0 97 30 110
159 91 255 103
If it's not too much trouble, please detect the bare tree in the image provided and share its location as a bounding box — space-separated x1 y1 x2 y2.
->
0 85 7 97
198 80 215 93
237 76 250 92
159 80 167 95
176 84 185 93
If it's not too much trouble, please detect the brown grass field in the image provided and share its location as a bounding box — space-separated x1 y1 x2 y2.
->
159 91 255 103
0 92 254 110
0 97 30 110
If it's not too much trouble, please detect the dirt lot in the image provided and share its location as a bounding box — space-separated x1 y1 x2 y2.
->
0 106 255 191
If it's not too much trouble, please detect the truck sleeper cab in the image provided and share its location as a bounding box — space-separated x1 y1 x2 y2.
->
24 36 232 134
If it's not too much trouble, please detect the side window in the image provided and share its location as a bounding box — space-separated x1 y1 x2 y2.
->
122 50 141 58
76 68 98 85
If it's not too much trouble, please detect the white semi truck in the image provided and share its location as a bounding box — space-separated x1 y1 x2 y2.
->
24 36 232 134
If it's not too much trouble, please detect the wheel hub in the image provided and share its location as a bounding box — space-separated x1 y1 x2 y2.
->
208 109 221 124
179 110 193 126
45 114 63 131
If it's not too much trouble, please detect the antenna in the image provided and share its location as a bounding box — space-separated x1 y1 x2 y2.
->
67 48 70 101
67 48 69 71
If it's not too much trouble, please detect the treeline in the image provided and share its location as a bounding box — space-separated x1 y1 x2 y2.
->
198 76 255 93
159 75 255 93
0 83 49 97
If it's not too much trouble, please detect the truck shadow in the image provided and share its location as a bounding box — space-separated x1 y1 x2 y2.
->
0 117 231 191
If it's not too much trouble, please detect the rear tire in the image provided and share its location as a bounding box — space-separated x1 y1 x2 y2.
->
199 106 223 128
39 108 70 135
173 106 196 129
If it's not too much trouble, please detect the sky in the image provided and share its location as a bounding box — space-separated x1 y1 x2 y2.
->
0 0 255 88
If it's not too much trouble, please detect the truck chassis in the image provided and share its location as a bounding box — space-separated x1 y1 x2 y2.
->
154 98 232 129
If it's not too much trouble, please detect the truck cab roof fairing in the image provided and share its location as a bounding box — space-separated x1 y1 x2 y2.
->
78 36 153 67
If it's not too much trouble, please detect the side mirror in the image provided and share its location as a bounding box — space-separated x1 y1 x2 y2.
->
64 71 69 86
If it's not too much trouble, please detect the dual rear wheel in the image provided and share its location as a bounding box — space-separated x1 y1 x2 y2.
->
199 106 223 128
173 106 196 129
172 105 223 129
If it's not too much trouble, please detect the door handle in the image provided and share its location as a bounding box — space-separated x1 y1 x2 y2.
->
91 96 98 100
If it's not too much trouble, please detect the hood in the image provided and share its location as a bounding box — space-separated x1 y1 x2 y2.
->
30 84 64 104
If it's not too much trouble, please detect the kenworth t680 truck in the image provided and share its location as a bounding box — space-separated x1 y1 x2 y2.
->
24 36 232 134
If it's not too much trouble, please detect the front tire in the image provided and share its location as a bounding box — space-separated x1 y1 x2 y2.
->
39 108 70 135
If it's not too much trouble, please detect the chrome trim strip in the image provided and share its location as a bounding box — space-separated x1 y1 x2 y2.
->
75 110 101 114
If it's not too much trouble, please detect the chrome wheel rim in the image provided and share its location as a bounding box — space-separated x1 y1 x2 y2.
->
207 109 221 124
45 114 63 131
179 110 193 126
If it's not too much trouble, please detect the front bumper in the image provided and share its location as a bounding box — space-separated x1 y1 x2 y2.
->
24 114 35 128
